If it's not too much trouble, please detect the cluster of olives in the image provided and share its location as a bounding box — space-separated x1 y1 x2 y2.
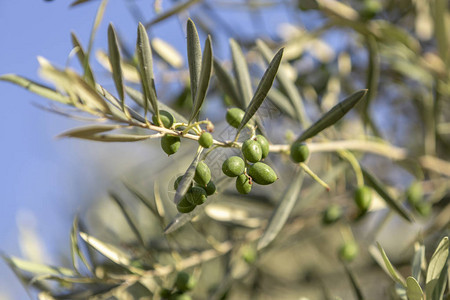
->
175 161 216 213
159 271 196 300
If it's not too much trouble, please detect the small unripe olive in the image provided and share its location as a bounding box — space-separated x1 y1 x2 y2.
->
194 161 211 187
255 135 269 159
406 181 423 206
169 293 192 300
248 162 278 185
290 141 309 163
241 245 257 264
242 139 262 163
226 107 245 128
175 271 197 292
339 241 358 262
322 204 343 225
197 181 216 196
177 197 196 213
161 135 181 156
360 0 382 20
222 156 245 177
415 202 431 217
185 186 207 205
198 132 213 148
236 174 252 194
354 186 372 212
152 110 175 128
159 288 172 298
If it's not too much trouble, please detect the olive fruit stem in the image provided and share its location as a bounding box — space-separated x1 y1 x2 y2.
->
338 150 364 187
299 163 330 191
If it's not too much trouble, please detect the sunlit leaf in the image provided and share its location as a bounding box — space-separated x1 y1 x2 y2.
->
79 232 131 266
406 276 424 300
57 124 153 142
230 39 253 106
151 37 184 68
186 19 202 106
96 50 140 83
257 169 304 250
71 32 96 87
362 168 413 222
412 244 425 283
57 124 122 138
70 215 93 275
0 74 71 104
425 237 449 298
236 48 284 135
1 255 76 277
189 36 213 123
375 242 406 287
295 89 367 142
144 0 202 27
433 0 449 65
107 23 125 105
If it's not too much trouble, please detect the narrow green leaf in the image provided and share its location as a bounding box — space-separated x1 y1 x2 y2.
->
144 0 202 27
213 58 243 109
267 85 297 120
1 255 76 277
57 124 121 138
362 168 413 222
151 37 184 69
295 89 367 142
236 48 284 135
406 276 424 300
122 182 160 220
107 24 125 104
186 19 202 106
70 0 95 6
433 0 449 65
425 237 449 298
109 192 146 248
70 32 96 87
343 264 365 300
79 232 132 267
412 244 425 283
70 216 93 275
376 242 407 287
0 74 71 104
189 36 213 123
68 133 152 142
256 39 308 125
230 39 253 106
430 264 448 300
136 22 158 119
57 124 153 142
257 169 304 250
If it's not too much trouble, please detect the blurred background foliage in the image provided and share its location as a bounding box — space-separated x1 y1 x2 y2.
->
1 0 449 299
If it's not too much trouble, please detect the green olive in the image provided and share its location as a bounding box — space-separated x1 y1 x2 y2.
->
248 162 278 185
255 135 269 159
406 181 423 206
185 186 207 205
161 135 181 156
226 107 245 128
322 204 343 225
236 174 252 194
339 241 358 262
194 161 211 186
198 132 213 148
354 186 372 212
169 293 192 300
222 156 245 177
242 139 262 163
152 110 175 128
197 180 216 196
159 288 172 298
290 141 309 163
175 271 197 292
415 202 431 217
360 0 382 20
177 196 196 213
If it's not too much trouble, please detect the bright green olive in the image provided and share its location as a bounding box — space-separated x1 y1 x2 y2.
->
236 174 252 194
241 245 257 264
406 181 423 206
222 156 245 177
152 110 175 128
194 161 211 187
169 293 192 300
175 271 197 292
185 186 207 205
242 139 262 163
415 202 431 217
354 186 372 212
198 132 213 148
290 141 309 163
255 135 269 159
161 135 180 156
226 107 245 128
177 196 196 213
197 181 216 196
360 0 382 20
339 241 358 262
322 204 343 225
248 162 277 185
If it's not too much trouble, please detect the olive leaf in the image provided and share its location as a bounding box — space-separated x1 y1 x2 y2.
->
230 39 253 107
425 236 449 298
236 48 284 135
151 38 184 69
257 169 304 250
412 244 425 283
186 19 202 106
70 216 93 275
144 0 202 28
189 35 213 123
362 168 413 222
295 89 367 143
0 74 70 104
57 124 153 142
375 242 407 287
1 255 76 277
71 32 96 87
136 22 159 120
267 86 297 120
343 264 365 300
107 23 125 106
213 58 243 108
433 0 449 65
406 276 424 300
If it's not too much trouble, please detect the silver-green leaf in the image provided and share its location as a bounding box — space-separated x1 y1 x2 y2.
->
230 39 253 106
186 19 202 106
107 23 125 104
